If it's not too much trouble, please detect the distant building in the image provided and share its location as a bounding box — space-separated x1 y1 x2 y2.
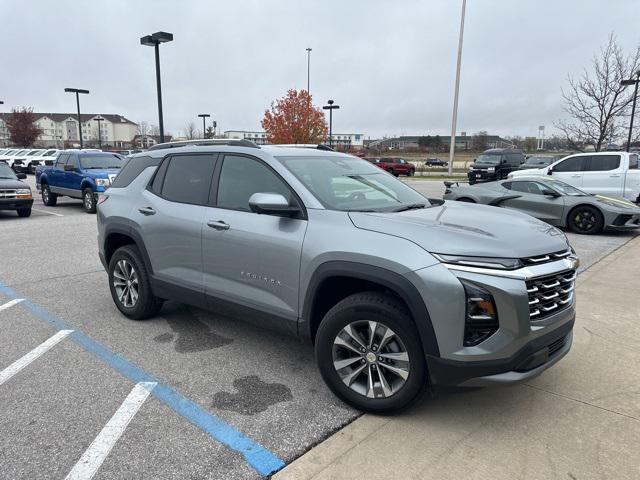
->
0 112 138 148
133 134 173 149
368 134 511 151
224 130 364 149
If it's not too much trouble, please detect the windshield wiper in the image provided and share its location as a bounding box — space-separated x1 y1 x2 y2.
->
392 203 427 212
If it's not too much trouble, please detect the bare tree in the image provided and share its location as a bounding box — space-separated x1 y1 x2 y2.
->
556 34 640 151
136 121 149 137
184 122 197 140
149 125 160 136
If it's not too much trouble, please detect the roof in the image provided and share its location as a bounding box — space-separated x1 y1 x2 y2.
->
0 112 137 125
133 134 173 142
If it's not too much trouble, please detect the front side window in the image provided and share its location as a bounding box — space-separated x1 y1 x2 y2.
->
217 155 292 211
553 156 588 172
509 181 545 195
160 155 216 205
587 155 620 171
277 155 428 212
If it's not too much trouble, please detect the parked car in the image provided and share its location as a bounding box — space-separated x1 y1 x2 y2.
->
467 148 525 184
36 151 125 213
518 155 562 170
26 149 60 173
0 162 33 217
376 157 415 176
97 139 576 413
425 157 448 167
113 149 144 156
12 149 46 174
2 148 29 169
510 152 640 204
444 177 640 234
0 149 20 166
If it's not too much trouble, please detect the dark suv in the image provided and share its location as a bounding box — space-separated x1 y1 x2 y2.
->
376 157 415 176
468 148 525 184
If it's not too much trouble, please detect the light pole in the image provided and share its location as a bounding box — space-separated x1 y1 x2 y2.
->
0 101 4 147
322 100 340 148
621 69 640 152
140 31 173 143
64 88 90 149
95 116 104 149
198 113 210 138
448 0 467 176
306 47 312 94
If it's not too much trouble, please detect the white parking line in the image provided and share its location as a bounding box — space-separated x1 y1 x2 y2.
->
31 208 64 217
0 298 24 312
0 329 73 386
65 382 157 480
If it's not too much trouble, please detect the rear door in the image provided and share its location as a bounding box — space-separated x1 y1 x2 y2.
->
136 154 217 293
581 154 622 197
623 154 640 202
550 155 588 188
501 180 565 224
202 153 307 329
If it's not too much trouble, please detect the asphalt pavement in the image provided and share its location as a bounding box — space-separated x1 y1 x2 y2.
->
0 177 637 479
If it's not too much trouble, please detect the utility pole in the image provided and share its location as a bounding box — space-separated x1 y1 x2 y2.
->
447 0 467 176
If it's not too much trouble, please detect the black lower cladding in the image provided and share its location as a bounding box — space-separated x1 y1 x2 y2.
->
427 317 574 385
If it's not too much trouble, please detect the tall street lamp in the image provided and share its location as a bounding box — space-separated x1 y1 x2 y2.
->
198 113 210 138
306 47 312 94
64 88 90 149
323 100 340 148
140 31 174 143
621 69 640 152
95 116 104 149
447 0 467 176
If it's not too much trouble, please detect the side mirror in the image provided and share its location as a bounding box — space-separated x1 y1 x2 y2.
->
64 164 76 171
44 160 54 166
546 167 553 175
249 193 300 216
17 173 27 179
542 189 560 197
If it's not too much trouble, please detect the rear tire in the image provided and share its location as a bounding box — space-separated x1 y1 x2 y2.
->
83 188 97 214
108 245 163 320
41 183 57 206
408 169 415 177
567 205 603 234
17 208 32 217
315 292 427 413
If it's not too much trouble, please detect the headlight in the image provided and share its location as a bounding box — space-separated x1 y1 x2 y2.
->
468 166 474 170
487 167 495 172
507 173 514 179
460 280 499 346
16 188 32 199
95 178 111 187
434 253 523 270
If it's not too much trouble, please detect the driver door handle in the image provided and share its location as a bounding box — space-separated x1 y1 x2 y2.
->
609 174 621 178
207 220 230 230
138 206 156 216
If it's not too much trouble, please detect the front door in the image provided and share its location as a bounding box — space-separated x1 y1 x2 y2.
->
202 154 307 328
550 155 588 188
501 180 566 225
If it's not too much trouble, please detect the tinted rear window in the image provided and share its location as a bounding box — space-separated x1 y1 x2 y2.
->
587 155 620 171
110 156 160 188
160 155 216 205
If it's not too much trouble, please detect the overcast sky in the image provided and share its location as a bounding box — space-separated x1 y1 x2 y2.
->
1 0 638 139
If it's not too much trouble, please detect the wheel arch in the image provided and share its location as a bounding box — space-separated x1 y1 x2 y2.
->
103 225 155 275
300 261 440 357
565 203 604 228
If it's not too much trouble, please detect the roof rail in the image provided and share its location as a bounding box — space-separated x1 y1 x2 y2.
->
148 139 260 151
267 144 335 151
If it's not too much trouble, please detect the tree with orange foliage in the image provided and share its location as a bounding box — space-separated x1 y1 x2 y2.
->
261 89 328 144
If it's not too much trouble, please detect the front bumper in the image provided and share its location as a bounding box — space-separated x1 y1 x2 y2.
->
0 198 34 210
467 170 496 182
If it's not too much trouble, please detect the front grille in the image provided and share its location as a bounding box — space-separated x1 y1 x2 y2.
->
526 270 575 321
13 160 23 166
548 335 567 357
0 189 17 199
521 249 571 266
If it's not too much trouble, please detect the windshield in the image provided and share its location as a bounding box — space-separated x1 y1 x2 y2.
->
0 163 17 179
276 155 429 212
475 154 501 165
79 154 125 169
28 150 44 156
524 156 553 166
43 150 58 156
545 179 588 196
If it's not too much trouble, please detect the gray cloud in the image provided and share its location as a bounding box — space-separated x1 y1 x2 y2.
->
1 0 638 139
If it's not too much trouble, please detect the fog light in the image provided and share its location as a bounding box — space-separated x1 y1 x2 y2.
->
461 280 499 347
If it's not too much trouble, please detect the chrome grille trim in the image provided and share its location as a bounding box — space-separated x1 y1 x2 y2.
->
526 269 576 321
522 249 572 266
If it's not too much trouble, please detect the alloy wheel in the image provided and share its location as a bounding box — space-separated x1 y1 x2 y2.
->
113 259 139 308
574 209 596 232
84 191 94 211
332 320 410 399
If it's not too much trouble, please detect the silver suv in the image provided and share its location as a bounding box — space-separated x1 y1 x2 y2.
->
97 140 577 412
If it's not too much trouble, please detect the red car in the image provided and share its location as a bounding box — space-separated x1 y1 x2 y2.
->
375 157 415 176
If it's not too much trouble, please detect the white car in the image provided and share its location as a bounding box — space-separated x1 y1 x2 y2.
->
26 148 60 173
12 149 46 174
1 148 30 169
510 151 640 203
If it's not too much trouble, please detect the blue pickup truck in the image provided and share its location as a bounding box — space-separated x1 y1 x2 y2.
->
35 150 125 213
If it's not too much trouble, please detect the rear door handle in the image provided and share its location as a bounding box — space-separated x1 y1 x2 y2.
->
138 206 156 216
571 175 581 178
207 220 230 230
609 174 621 178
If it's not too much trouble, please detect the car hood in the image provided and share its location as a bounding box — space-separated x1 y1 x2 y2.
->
349 201 570 258
0 179 29 189
82 168 121 178
593 194 640 212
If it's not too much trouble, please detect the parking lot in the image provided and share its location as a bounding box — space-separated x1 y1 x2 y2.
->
1 176 638 479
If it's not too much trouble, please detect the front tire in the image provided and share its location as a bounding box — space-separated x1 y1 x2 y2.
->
41 183 57 206
17 208 32 217
567 205 604 234
83 188 97 214
408 169 415 177
315 292 427 413
108 245 163 320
